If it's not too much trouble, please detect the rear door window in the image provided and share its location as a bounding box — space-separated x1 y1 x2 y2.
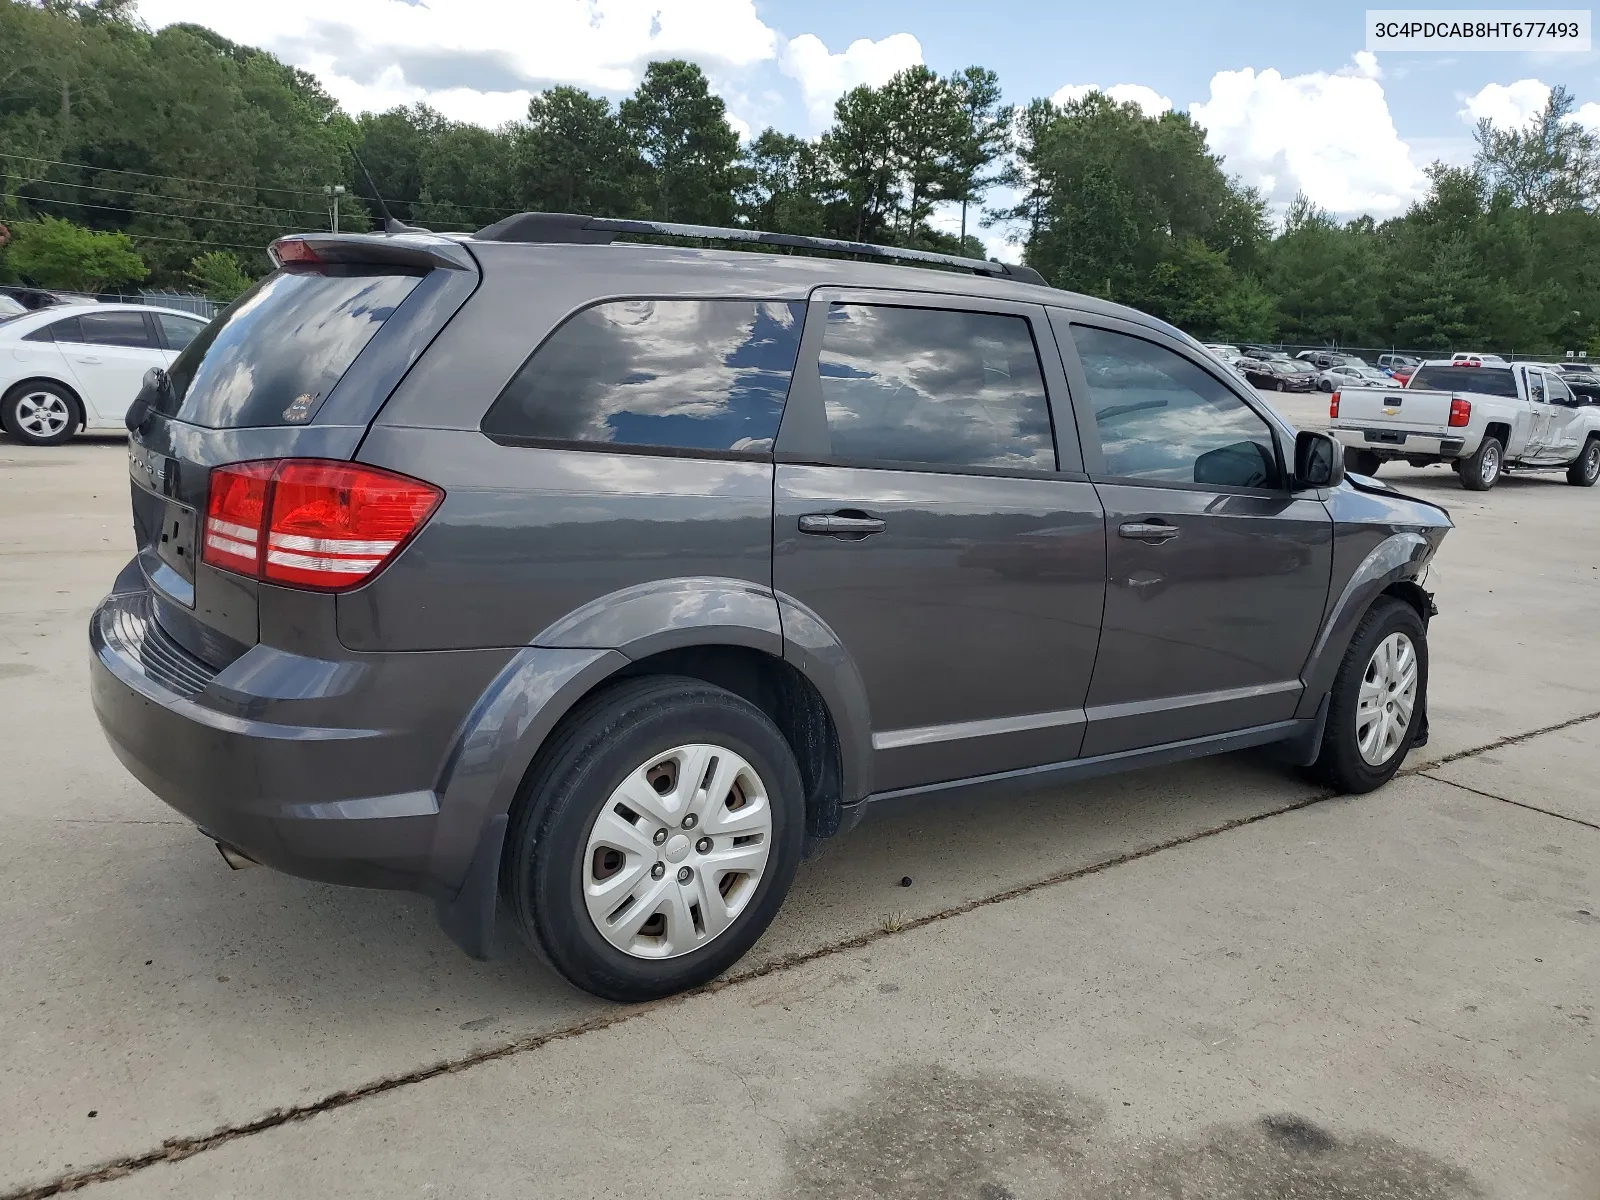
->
814 303 1056 470
80 311 156 348
482 300 806 456
155 267 422 427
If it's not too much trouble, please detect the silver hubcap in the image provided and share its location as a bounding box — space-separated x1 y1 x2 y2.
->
1480 442 1500 484
583 743 772 959
1586 443 1599 479
1357 632 1418 766
15 390 70 438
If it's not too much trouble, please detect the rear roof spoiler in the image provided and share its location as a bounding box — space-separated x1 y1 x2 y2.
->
269 233 476 273
469 211 1050 287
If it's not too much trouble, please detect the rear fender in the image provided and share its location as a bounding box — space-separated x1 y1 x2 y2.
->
429 577 875 895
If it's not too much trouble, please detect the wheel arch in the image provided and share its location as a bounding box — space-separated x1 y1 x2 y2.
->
1296 531 1436 718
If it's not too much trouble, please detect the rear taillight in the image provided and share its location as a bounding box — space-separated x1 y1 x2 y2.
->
1329 391 1340 418
202 459 442 592
1448 397 1472 427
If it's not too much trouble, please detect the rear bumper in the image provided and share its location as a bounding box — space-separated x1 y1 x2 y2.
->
89 571 519 896
1330 425 1468 458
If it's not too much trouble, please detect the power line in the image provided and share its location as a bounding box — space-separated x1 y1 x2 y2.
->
121 232 270 252
0 148 510 222
21 194 322 232
0 150 333 200
10 173 328 219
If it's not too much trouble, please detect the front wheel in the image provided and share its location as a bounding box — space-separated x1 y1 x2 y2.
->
503 675 805 1002
1311 597 1428 793
1567 437 1600 486
1458 436 1502 491
1 381 81 446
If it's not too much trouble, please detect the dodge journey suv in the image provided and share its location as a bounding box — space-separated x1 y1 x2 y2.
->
91 214 1452 1001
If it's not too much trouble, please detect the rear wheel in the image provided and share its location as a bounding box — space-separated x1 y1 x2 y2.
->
503 676 805 1002
1312 597 1427 793
1 381 80 446
1566 436 1600 486
1344 448 1382 476
1458 436 1502 491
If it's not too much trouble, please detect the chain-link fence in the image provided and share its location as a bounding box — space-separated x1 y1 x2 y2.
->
89 289 219 318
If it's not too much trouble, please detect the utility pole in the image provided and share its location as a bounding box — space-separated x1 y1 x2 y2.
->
323 184 346 233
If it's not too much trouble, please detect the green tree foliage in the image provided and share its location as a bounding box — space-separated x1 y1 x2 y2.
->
5 214 145 289
620 60 740 224
9 0 1600 353
185 249 250 301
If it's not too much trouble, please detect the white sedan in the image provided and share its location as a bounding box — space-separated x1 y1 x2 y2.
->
0 303 210 446
1315 362 1392 392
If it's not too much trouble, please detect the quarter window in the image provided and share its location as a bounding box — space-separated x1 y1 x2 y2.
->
1071 325 1280 489
815 304 1055 470
24 316 83 343
483 300 806 455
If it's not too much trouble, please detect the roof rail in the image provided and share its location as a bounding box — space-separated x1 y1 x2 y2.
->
470 211 1048 286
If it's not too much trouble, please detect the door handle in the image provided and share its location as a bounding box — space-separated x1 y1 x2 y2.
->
73 356 102 364
1119 521 1181 544
799 513 886 537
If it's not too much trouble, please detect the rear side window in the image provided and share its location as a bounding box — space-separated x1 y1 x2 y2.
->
80 311 156 348
24 316 82 343
483 300 806 456
815 304 1055 470
156 267 421 428
1408 365 1518 397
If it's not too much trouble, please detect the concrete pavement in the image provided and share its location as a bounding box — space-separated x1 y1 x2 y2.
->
1 435 1597 1198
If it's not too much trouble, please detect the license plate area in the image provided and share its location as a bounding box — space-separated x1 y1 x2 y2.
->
1365 430 1407 445
156 503 198 583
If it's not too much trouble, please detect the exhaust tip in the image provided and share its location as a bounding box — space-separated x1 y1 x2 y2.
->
215 841 260 870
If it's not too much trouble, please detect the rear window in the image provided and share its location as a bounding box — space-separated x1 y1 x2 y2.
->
154 267 421 428
1409 365 1519 398
482 299 806 456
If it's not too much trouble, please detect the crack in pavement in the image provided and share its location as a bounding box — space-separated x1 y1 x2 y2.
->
9 709 1599 1200
1421 773 1600 832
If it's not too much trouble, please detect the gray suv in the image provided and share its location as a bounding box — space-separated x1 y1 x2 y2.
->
90 215 1452 1001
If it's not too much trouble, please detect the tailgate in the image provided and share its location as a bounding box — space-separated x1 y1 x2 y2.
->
1337 387 1453 431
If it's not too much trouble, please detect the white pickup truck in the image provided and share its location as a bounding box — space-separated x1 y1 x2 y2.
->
1329 359 1600 490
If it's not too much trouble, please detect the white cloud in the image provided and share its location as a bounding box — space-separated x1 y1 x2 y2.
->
779 32 923 128
1050 82 1173 117
1460 79 1551 129
1190 54 1428 219
1350 50 1381 80
135 0 780 117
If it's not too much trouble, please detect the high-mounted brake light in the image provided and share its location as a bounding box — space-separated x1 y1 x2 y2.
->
202 460 443 592
1329 391 1340 419
270 238 322 266
1448 397 1472 427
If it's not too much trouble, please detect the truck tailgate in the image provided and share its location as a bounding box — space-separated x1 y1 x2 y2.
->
1337 387 1453 430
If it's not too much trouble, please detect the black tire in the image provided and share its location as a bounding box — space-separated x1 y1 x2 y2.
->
1566 436 1600 486
503 675 805 1002
1458 435 1502 491
1344 448 1382 476
1311 597 1428 794
1 380 81 446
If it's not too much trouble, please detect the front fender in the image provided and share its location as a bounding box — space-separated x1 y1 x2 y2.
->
1296 530 1433 716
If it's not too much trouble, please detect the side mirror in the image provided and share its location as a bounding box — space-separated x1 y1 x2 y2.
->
1294 429 1345 489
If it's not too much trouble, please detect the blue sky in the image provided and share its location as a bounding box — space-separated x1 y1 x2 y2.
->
136 0 1600 250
